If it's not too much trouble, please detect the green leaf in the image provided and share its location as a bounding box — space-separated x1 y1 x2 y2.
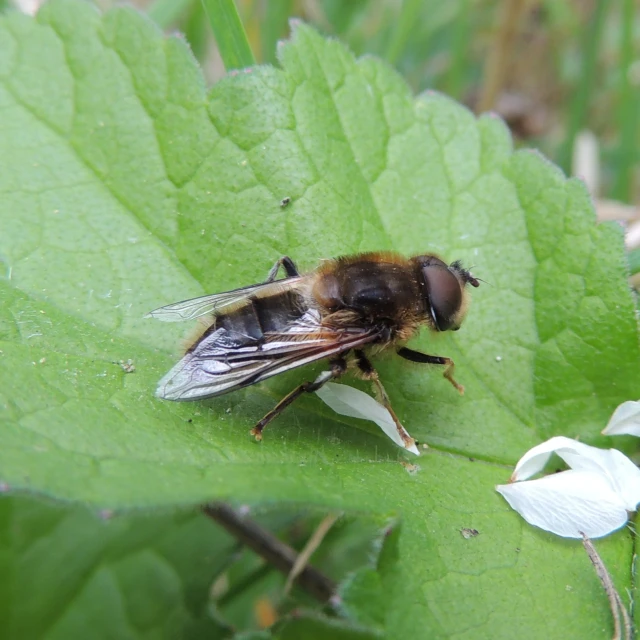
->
1 1 638 637
0 496 387 638
0 494 234 639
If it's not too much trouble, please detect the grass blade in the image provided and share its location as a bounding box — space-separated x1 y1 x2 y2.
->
260 0 294 64
557 0 610 174
384 0 423 65
201 0 255 71
611 0 638 202
443 0 472 99
147 0 195 29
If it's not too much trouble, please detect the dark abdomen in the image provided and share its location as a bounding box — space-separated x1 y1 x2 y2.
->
193 288 306 348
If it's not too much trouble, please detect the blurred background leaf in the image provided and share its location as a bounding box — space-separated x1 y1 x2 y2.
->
0 495 390 638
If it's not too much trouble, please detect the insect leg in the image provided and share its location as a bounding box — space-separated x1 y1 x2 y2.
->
250 356 347 441
353 350 416 450
396 347 464 394
265 256 300 282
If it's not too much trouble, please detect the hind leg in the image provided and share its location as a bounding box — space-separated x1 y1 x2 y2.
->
250 356 347 441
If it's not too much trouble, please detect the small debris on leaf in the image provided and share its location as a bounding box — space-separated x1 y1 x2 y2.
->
119 359 136 373
400 461 419 475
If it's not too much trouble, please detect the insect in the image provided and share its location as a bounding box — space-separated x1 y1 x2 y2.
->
148 252 479 447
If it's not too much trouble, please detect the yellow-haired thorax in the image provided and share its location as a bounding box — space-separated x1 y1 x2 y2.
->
311 252 420 320
331 251 413 269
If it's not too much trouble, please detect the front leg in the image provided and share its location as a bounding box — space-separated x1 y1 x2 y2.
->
265 256 300 282
396 347 464 394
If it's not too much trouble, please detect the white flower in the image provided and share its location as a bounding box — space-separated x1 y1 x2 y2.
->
601 400 640 437
315 383 419 455
496 436 640 539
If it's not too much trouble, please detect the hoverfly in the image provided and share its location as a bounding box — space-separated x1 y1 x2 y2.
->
148 252 479 447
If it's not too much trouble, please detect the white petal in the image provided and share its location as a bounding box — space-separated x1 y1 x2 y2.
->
602 400 640 437
497 470 629 539
602 448 640 511
511 436 640 511
316 383 419 455
511 436 595 480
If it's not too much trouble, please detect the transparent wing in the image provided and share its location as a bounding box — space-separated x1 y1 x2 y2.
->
155 310 382 401
146 277 304 322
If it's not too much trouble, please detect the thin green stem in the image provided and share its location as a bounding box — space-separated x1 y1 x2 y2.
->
260 0 294 64
557 0 610 174
443 0 471 99
384 0 423 65
627 248 640 277
184 2 210 62
200 0 256 71
147 0 196 29
611 0 637 202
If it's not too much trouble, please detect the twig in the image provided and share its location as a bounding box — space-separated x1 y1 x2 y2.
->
477 0 529 113
581 532 632 640
631 552 638 624
284 512 341 596
617 591 633 640
202 502 337 603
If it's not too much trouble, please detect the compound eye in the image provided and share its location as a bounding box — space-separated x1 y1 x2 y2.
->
422 265 462 331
